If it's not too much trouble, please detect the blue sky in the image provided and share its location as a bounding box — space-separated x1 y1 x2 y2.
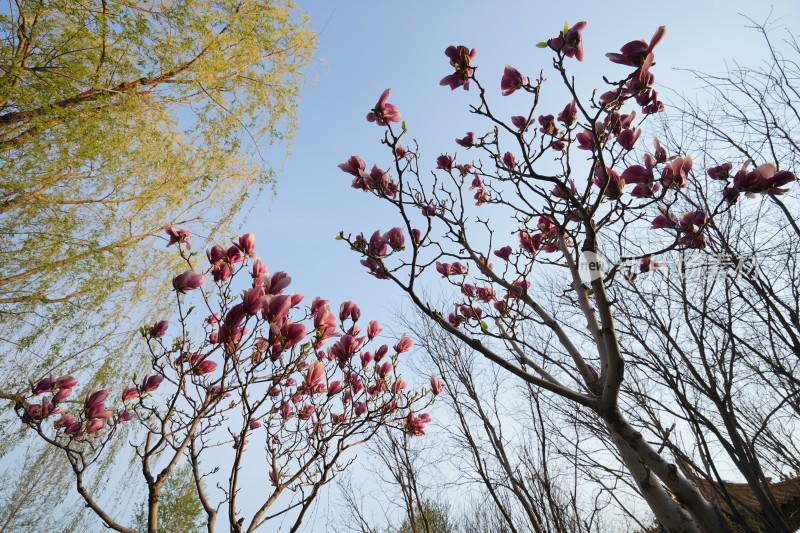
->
251 0 799 334
241 1 800 529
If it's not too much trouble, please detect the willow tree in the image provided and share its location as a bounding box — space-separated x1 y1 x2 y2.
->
0 1 314 527
0 0 314 391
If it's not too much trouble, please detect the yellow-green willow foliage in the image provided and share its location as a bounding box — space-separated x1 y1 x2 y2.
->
0 2 314 528
0 1 315 387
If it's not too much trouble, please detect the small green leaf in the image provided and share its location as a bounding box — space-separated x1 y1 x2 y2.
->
335 234 343 240
536 41 549 48
563 20 569 34
402 121 407 131
480 320 489 332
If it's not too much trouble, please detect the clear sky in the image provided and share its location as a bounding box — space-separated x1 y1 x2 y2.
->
252 0 799 334
241 1 800 529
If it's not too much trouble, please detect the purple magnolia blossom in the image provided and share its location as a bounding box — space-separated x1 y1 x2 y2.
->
511 115 533 132
149 320 168 338
394 335 413 353
576 129 596 150
32 377 53 395
538 115 557 136
494 246 513 261
366 89 401 126
707 163 733 180
592 165 625 199
617 128 641 150
606 26 667 67
122 387 139 401
235 233 256 256
440 45 477 90
456 132 475 147
85 390 108 409
549 21 587 62
172 270 205 293
557 100 578 126
660 156 692 189
650 207 679 230
140 375 164 393
164 225 191 249
53 388 72 402
500 65 527 96
436 154 453 172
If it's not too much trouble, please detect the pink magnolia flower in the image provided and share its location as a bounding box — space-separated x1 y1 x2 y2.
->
650 207 679 230
511 115 533 132
733 162 796 196
366 89 401 126
538 115 557 136
430 375 443 396
660 156 692 189
383 227 405 251
394 335 413 353
435 261 468 278
557 100 578 126
576 129 596 150
304 360 327 394
707 163 733 180
140 375 164 393
85 390 108 408
501 65 527 96
502 151 516 169
436 154 454 172
494 246 513 261
367 320 382 340
193 360 217 375
250 420 262 429
53 388 72 402
339 301 361 323
85 403 114 419
121 388 139 401
518 230 540 254
552 179 577 199
172 270 205 293
251 258 267 279
164 225 191 249
593 166 625 199
32 377 53 395
118 410 132 423
339 155 368 180
549 21 588 62
374 344 389 362
86 418 104 434
235 233 256 256
53 375 78 389
378 361 394 379
241 286 264 315
54 414 75 429
617 128 641 150
207 245 225 265
440 45 477 90
404 412 431 437
456 132 475 147
354 401 367 416
606 26 667 67
328 381 343 396
298 404 315 420
148 320 168 338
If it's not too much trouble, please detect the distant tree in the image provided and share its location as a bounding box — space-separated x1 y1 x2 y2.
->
133 465 205 533
14 229 436 532
337 20 798 533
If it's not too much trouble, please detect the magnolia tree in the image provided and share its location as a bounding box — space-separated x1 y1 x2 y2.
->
337 22 797 533
14 229 436 533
